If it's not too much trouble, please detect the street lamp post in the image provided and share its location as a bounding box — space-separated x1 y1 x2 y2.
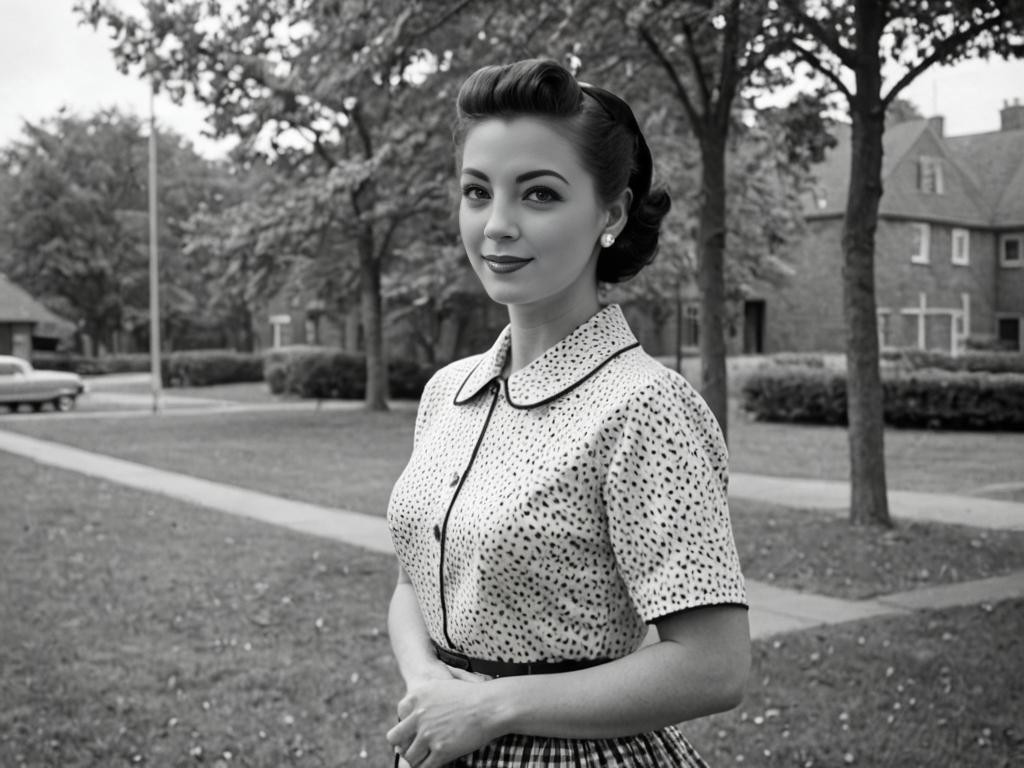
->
148 84 163 413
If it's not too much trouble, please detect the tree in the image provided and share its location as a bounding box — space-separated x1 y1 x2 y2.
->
778 0 1024 525
76 0 491 410
1 109 229 353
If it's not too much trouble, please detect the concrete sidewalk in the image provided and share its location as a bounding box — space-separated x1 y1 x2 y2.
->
2 428 1022 640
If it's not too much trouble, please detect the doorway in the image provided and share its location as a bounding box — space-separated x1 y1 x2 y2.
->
743 300 765 354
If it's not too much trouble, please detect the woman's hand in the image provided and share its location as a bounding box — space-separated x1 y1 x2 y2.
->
387 673 502 768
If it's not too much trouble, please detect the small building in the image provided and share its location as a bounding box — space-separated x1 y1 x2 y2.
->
0 275 75 357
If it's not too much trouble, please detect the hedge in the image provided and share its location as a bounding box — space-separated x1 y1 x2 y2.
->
879 348 1024 375
742 365 1024 430
31 351 151 375
161 350 264 387
264 346 435 399
30 349 264 386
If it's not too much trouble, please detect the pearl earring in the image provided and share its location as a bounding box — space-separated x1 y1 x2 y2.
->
601 233 616 248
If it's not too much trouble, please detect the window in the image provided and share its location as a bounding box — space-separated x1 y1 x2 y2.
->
918 156 945 194
911 223 931 264
1001 235 1022 268
951 228 970 266
997 317 1022 351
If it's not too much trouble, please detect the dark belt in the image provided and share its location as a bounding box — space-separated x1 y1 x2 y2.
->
433 641 610 678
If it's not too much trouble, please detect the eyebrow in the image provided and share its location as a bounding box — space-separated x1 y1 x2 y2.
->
462 168 571 185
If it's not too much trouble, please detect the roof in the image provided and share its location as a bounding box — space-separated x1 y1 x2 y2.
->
0 274 74 334
806 118 1024 229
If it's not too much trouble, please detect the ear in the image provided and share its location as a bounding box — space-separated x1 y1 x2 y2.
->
604 188 632 238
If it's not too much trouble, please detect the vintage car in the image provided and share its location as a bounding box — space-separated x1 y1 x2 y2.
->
0 355 87 413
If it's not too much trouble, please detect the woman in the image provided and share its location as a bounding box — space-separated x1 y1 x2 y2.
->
385 59 749 767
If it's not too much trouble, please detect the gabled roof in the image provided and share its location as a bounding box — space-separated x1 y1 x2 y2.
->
0 274 71 329
947 128 1024 228
806 117 1024 229
805 120 930 218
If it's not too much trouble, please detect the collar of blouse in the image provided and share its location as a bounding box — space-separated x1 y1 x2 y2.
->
453 303 641 410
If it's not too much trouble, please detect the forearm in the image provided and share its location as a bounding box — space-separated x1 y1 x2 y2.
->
388 579 442 685
485 608 749 740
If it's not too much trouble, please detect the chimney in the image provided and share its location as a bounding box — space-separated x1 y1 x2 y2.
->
1001 98 1024 131
927 115 944 137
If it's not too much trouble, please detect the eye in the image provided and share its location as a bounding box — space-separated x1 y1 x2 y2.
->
524 186 562 204
461 184 490 201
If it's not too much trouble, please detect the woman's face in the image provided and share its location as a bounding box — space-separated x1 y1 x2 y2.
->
458 117 616 311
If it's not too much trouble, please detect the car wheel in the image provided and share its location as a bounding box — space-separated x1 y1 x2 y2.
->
32 402 44 412
54 395 76 412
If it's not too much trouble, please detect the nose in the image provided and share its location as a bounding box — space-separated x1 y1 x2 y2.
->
483 197 519 241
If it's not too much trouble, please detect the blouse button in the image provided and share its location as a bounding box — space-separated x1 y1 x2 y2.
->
448 472 460 487
433 524 441 541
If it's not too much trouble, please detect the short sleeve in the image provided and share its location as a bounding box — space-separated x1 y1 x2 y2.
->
603 377 747 622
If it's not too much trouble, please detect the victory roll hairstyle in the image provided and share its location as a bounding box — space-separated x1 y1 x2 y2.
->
453 59 671 283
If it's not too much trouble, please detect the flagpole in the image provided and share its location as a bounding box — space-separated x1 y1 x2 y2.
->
148 82 163 413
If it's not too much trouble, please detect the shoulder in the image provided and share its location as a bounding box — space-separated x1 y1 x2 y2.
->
415 353 486 417
604 349 726 455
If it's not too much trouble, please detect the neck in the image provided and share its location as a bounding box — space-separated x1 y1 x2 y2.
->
505 292 602 375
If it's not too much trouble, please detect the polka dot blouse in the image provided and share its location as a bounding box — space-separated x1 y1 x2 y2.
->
387 304 747 664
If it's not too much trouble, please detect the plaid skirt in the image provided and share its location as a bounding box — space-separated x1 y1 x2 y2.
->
448 726 708 767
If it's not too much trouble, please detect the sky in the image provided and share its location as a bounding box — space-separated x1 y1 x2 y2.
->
1 1 1023 160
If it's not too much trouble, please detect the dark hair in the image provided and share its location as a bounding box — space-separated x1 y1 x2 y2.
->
454 59 671 283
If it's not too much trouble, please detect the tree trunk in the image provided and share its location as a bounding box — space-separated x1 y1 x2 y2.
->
698 133 730 441
843 1 891 527
359 231 388 411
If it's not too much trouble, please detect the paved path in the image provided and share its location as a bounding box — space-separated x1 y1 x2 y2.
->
1 428 1022 641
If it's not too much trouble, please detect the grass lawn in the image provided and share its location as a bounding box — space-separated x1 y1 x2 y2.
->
0 454 400 768
4 406 1023 600
2 456 1020 767
5 396 1022 502
728 401 1024 498
684 599 1024 767
0 408 417 517
730 501 1024 600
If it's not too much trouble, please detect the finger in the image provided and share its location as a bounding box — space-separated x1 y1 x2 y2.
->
404 738 431 768
386 716 415 747
396 694 417 720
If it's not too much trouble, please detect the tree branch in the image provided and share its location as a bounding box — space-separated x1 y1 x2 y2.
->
680 16 711 113
407 0 480 40
792 42 852 100
881 15 1004 106
636 24 704 133
779 0 857 68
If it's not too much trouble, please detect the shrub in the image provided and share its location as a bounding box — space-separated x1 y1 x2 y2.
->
288 351 366 399
742 366 848 425
879 348 1024 375
742 366 1024 430
30 352 151 375
264 346 436 399
161 350 265 387
765 352 827 369
265 363 289 395
388 358 436 399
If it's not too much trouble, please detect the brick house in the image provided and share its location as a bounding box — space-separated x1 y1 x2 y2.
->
760 100 1024 354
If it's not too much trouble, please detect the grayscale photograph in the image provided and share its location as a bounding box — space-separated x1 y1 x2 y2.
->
1 1 1022 766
